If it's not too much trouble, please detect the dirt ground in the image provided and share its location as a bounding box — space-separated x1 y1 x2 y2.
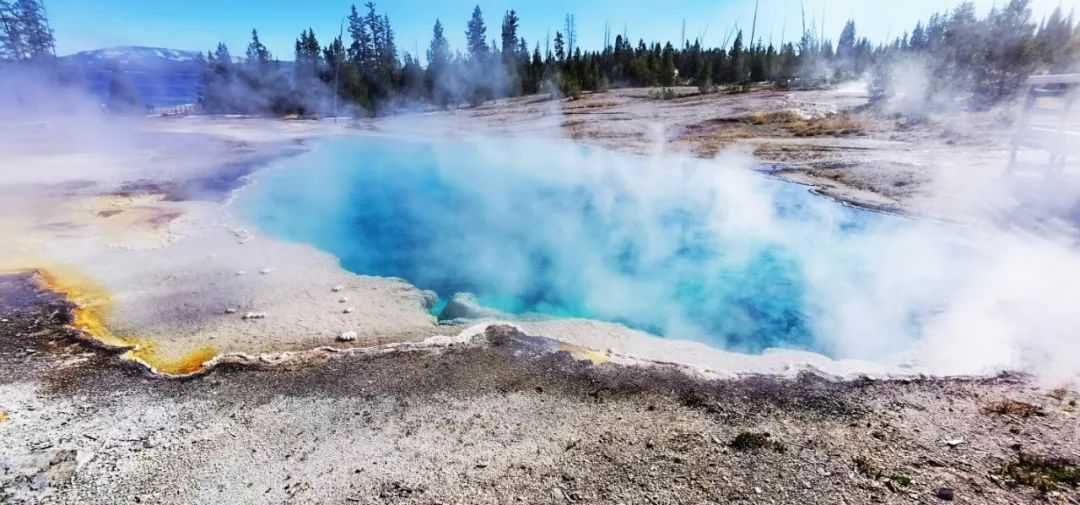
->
1 272 1079 505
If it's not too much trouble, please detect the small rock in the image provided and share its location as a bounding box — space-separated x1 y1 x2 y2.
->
339 297 348 303
754 487 763 494
943 438 964 448
242 312 267 320
438 292 505 320
420 290 438 310
343 307 354 314
936 488 954 501
225 308 237 314
0 318 8 323
332 285 345 292
235 271 245 276
259 268 274 275
337 331 357 342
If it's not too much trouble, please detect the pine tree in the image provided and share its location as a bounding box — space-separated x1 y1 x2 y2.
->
426 19 453 108
0 0 53 61
554 31 565 61
466 5 487 61
346 4 372 72
660 42 676 85
465 5 491 105
501 10 520 95
214 43 232 69
835 20 857 79
0 0 22 60
564 14 577 55
380 14 399 77
294 28 321 79
501 10 519 64
525 44 543 94
977 0 1036 103
323 36 345 76
13 0 52 59
731 31 746 83
245 29 271 69
363 2 383 76
399 52 425 102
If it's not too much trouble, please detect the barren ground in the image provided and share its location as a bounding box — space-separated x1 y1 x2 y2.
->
1 273 1078 504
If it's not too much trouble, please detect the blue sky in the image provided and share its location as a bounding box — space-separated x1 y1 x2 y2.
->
50 0 1070 60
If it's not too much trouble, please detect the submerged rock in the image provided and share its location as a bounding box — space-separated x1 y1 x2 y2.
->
438 292 505 321
420 290 439 311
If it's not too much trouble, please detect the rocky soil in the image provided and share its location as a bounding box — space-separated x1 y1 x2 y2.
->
2 273 1078 505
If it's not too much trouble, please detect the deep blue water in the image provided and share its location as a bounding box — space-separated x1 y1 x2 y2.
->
238 136 886 355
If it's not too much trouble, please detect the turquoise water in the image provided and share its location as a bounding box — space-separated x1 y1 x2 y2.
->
238 136 887 355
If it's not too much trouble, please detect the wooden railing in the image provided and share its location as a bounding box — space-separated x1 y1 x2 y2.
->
149 103 197 117
1010 74 1080 170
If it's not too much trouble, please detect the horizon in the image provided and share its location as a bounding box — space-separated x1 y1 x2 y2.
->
51 0 1073 62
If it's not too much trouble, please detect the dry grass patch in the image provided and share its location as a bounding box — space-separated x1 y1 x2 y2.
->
736 110 863 136
986 398 1041 417
789 115 863 137
1047 387 1070 401
747 110 803 125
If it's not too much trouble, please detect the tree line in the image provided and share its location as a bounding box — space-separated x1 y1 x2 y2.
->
872 0 1077 108
3 0 1078 116
196 0 1080 116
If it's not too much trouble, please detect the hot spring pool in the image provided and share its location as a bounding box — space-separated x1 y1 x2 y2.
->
237 136 914 357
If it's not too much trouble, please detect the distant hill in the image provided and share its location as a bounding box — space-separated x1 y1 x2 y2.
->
61 46 203 73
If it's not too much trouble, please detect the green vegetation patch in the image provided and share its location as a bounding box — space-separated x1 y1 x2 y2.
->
886 475 912 487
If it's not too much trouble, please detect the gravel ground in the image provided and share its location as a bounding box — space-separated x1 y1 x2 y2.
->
2 273 1079 505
